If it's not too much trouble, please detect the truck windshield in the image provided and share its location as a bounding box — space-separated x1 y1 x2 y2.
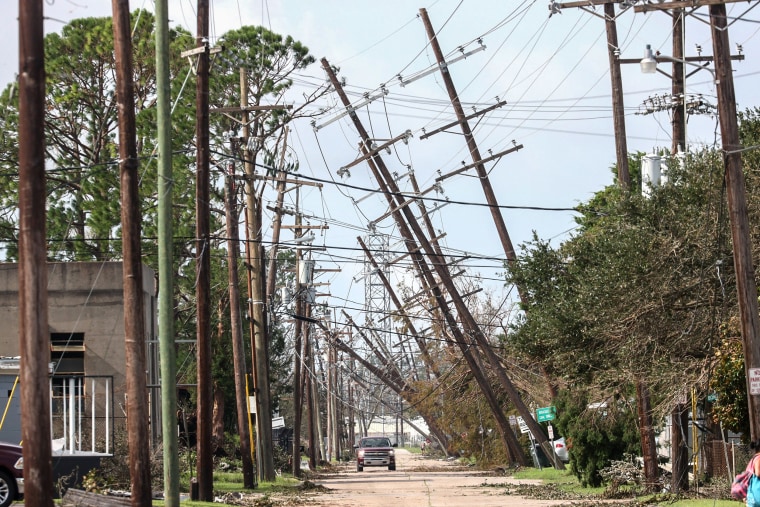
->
362 438 391 447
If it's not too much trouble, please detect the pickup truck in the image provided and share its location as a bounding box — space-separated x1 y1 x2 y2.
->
354 437 396 472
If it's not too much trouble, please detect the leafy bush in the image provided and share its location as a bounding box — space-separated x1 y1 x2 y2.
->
554 388 640 487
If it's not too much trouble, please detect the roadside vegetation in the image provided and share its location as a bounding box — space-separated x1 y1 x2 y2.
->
502 465 736 507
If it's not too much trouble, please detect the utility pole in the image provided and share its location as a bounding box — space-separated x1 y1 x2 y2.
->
324 62 528 464
553 1 631 188
155 0 180 503
111 1 152 505
224 138 255 488
710 2 760 442
419 9 527 275
304 303 317 469
265 128 290 301
291 209 304 477
671 10 686 154
633 0 760 456
326 324 333 462
18 1 54 505
669 9 690 493
240 69 276 482
604 2 630 188
194 0 213 501
323 57 553 468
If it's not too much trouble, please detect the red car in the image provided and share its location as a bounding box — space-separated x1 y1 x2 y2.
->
0 442 23 507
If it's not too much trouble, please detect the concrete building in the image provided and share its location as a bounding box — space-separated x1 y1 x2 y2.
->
0 261 159 450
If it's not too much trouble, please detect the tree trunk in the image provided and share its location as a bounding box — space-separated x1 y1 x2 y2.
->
212 387 225 453
636 380 659 490
671 403 689 492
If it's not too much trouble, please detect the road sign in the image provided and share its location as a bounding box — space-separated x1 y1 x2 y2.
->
517 416 530 434
536 406 556 422
751 368 760 395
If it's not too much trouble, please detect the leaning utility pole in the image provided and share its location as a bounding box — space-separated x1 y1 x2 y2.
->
419 9 527 272
18 1 54 505
194 0 213 501
111 1 152 505
155 0 180 503
322 59 531 466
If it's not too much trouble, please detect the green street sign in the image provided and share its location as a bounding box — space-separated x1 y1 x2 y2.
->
536 406 556 422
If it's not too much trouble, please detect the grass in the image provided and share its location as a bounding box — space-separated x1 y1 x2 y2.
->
512 466 737 507
151 474 302 506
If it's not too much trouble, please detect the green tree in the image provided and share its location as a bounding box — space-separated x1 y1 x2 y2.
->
0 10 199 263
505 139 746 484
0 11 328 472
554 388 640 487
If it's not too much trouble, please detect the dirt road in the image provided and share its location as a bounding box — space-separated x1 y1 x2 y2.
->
303 449 566 507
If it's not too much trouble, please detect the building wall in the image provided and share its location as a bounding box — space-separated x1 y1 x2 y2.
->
0 261 157 403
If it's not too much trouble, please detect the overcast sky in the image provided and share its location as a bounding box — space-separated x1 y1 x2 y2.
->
4 1 760 328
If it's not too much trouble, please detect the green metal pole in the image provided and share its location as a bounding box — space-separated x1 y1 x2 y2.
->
155 0 180 504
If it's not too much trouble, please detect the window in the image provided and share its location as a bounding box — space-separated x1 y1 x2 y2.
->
50 333 85 412
50 332 85 375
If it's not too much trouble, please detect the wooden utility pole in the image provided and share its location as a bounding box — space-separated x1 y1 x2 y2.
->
155 0 180 502
291 211 304 477
224 141 255 489
421 8 564 407
671 10 686 154
328 323 339 460
194 0 213 500
322 60 529 465
710 2 760 442
18 1 54 505
633 0 760 446
555 1 631 188
265 128 290 301
240 69 276 482
669 9 690 493
111 1 152 505
304 304 318 469
603 2 630 188
323 57 561 467
419 9 526 275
